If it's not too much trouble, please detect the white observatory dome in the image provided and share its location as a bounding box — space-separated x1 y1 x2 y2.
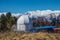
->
17 15 33 31
17 15 29 24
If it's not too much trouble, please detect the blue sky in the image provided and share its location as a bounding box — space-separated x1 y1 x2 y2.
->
0 0 60 13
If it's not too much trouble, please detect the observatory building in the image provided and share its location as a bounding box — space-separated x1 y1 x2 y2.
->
17 15 33 32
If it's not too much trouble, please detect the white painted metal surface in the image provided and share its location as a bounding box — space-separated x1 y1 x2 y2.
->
17 15 33 31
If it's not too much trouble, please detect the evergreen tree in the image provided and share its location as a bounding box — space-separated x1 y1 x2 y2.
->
0 12 17 31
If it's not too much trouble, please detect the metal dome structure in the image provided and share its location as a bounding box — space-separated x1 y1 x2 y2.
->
17 15 33 31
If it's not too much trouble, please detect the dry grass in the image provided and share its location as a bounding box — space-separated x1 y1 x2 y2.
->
0 31 60 40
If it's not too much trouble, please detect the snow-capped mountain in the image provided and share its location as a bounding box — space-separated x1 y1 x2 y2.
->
26 10 60 18
26 10 60 22
0 10 60 21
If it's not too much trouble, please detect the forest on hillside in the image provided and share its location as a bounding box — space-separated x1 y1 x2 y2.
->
33 17 60 27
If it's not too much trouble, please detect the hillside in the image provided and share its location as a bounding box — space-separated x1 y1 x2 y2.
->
0 31 60 40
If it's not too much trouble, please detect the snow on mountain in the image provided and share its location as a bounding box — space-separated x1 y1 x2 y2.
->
11 13 22 18
25 10 60 22
26 10 60 18
0 10 60 20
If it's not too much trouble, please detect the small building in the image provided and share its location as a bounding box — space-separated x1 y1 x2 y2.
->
17 15 33 32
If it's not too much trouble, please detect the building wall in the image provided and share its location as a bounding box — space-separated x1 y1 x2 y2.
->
17 15 33 32
17 24 26 31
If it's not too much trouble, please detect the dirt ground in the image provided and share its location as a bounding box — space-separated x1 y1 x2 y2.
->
0 31 60 40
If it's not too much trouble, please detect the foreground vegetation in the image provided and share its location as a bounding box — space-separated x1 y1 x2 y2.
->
0 12 17 31
0 30 60 40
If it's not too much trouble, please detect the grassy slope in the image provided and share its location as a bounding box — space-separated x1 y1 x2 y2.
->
0 31 60 40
